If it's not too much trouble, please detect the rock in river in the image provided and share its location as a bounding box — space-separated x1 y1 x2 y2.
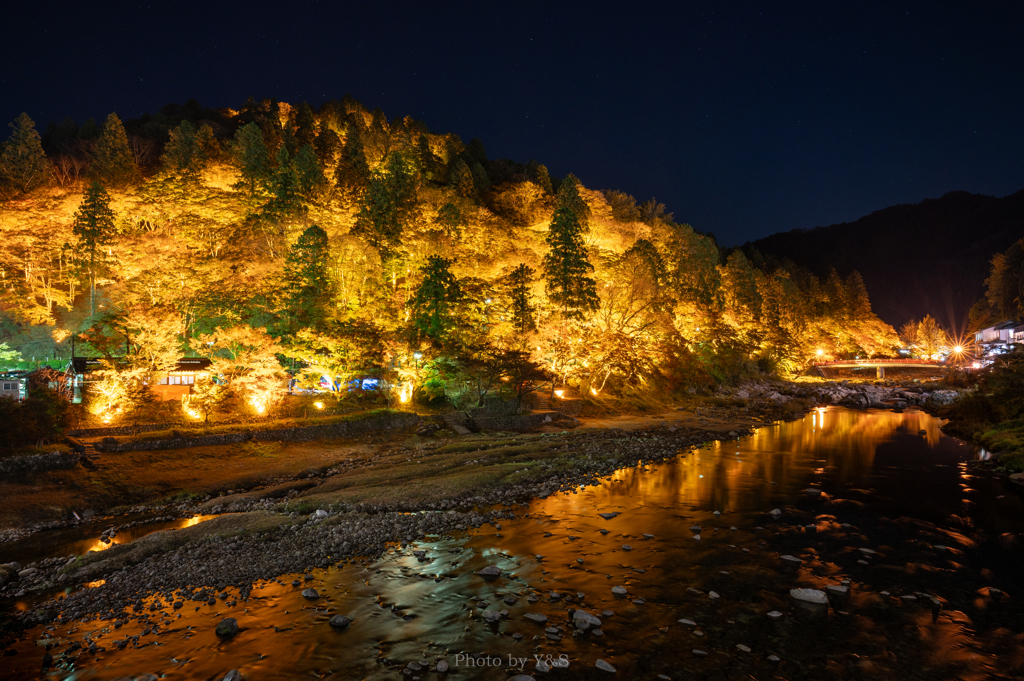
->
477 565 502 580
329 615 351 629
596 659 617 672
216 618 239 638
301 588 320 599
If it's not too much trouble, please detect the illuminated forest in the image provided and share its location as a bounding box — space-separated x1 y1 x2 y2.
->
0 97 901 424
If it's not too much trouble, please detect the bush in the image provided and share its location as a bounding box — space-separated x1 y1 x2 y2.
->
0 387 71 448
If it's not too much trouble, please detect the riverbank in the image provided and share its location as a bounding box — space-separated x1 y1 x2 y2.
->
0 378 954 629
4 402 1018 681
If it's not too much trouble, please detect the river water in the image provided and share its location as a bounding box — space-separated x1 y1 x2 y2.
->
6 407 1024 680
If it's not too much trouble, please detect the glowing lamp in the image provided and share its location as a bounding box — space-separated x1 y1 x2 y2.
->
816 349 824 356
954 346 963 354
314 401 324 410
554 389 565 398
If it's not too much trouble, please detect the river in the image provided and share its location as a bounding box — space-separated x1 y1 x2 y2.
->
5 406 1024 680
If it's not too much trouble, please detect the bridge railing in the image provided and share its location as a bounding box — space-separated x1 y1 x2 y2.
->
811 358 944 366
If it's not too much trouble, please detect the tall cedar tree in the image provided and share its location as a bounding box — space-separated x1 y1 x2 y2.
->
543 207 599 319
293 145 327 199
507 264 537 332
335 122 370 197
232 122 271 195
554 173 591 228
0 113 50 194
283 224 332 327
267 146 301 216
162 120 209 181
450 157 476 198
411 255 462 341
292 102 317 149
73 182 117 316
435 202 466 239
526 159 553 195
313 119 340 167
92 113 139 187
352 153 417 259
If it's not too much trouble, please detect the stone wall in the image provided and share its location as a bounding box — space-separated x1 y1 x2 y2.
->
95 412 421 453
471 411 557 431
0 451 81 477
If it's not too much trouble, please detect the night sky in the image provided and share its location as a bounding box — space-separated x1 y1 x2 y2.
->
2 1 1022 246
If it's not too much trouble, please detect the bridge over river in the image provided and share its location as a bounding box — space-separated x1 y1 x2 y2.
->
812 358 945 378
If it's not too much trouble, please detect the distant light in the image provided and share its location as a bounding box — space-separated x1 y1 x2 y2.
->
954 345 964 353
484 298 492 304
413 352 422 360
314 401 324 410
554 389 565 399
816 349 824 356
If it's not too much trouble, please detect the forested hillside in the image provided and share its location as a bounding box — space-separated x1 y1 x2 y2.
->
0 97 899 424
744 190 1024 330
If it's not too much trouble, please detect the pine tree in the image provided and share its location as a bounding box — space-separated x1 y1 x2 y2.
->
313 119 340 167
161 120 209 182
554 173 590 228
72 182 117 316
411 255 462 340
0 112 50 194
543 207 599 319
435 202 466 239
283 224 332 327
507 264 537 333
92 113 139 187
232 122 271 196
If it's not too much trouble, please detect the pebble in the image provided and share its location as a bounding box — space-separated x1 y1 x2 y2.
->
598 513 620 520
678 618 696 626
436 660 449 673
736 644 750 653
693 649 708 657
524 613 548 623
477 565 502 579
328 615 351 629
767 611 783 620
770 509 782 516
223 671 242 681
595 659 617 673
611 586 627 595
622 544 632 551
301 588 320 599
790 588 827 604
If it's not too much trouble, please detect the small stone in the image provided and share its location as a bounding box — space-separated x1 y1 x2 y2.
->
329 615 351 629
477 565 502 579
678 618 696 626
482 610 501 622
693 649 708 657
780 555 802 565
858 548 877 555
595 659 617 673
436 660 449 673
767 611 783 620
598 512 620 520
790 588 828 604
736 644 750 653
768 655 781 662
222 671 242 681
769 509 782 516
632 598 646 605
301 588 320 599
524 612 548 623
611 586 627 595
643 533 655 539
622 544 632 551
709 591 720 599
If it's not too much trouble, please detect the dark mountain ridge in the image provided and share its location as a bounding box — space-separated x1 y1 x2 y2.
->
744 189 1024 330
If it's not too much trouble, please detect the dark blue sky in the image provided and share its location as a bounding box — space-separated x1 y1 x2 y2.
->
2 1 1022 245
